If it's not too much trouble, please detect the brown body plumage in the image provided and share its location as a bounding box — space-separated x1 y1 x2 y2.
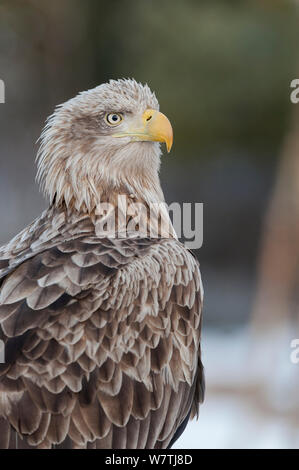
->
0 79 204 449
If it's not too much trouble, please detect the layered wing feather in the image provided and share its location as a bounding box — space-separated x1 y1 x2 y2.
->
0 206 204 449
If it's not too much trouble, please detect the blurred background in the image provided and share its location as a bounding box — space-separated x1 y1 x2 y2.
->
0 0 299 448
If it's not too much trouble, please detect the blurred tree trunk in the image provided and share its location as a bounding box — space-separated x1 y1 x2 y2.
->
251 104 299 332
246 102 299 433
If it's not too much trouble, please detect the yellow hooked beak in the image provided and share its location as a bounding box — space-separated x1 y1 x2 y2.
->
113 109 173 153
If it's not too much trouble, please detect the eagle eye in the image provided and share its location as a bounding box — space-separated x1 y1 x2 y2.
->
105 113 123 126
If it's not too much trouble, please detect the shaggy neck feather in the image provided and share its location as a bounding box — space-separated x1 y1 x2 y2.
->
37 138 165 214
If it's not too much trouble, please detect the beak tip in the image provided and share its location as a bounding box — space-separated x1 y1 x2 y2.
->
166 137 173 153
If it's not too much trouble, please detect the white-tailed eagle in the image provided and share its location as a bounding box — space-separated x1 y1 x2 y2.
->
0 79 204 449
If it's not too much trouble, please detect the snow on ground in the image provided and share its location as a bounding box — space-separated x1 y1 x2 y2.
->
173 328 299 449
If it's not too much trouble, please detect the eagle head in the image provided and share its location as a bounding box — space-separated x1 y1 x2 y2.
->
36 79 173 213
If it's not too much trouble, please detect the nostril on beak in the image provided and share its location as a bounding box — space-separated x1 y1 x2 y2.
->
146 115 152 122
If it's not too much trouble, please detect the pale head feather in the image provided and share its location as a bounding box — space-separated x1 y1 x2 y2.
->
36 79 165 213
